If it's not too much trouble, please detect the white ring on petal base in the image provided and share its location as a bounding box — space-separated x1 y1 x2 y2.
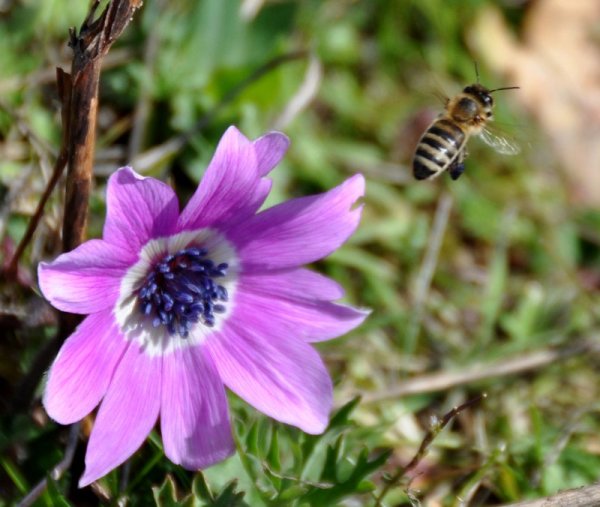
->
115 229 239 357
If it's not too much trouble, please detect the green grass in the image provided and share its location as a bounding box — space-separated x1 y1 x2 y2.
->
1 0 599 505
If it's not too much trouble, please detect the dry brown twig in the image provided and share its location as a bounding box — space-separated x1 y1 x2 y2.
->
499 482 600 507
5 69 71 281
13 3 143 503
7 0 143 277
16 423 81 507
10 0 143 411
62 0 143 252
374 394 487 507
362 338 599 404
405 191 453 354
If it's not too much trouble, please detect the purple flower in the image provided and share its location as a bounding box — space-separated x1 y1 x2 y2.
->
38 126 367 487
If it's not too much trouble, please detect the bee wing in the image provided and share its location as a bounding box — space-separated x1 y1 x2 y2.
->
479 127 521 155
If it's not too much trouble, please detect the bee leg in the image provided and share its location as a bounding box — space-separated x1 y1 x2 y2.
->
448 160 465 180
448 149 467 180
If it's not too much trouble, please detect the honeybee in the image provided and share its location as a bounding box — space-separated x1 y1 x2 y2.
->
412 82 520 181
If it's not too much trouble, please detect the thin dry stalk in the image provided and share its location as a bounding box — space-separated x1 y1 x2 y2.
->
6 69 71 280
374 394 487 507
10 0 142 413
62 0 143 252
16 423 81 507
405 191 453 354
362 338 599 403
499 482 600 507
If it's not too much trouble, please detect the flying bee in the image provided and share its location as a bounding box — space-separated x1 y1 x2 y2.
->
412 81 520 181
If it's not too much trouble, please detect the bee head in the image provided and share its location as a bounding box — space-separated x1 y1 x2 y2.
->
469 61 519 109
463 84 494 107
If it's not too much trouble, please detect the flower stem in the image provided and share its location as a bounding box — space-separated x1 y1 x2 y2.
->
374 393 487 506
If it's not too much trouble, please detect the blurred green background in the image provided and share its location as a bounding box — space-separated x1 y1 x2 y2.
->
2 0 600 505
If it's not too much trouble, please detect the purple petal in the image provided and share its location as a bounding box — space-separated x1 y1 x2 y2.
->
226 174 365 271
38 239 134 314
245 178 273 218
43 309 127 424
177 126 260 231
241 268 346 301
231 131 287 214
235 286 369 342
206 319 333 434
253 132 290 176
79 343 161 487
161 346 234 469
103 167 179 254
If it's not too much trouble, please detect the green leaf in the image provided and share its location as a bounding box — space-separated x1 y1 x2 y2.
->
204 480 249 507
191 473 215 502
300 397 359 461
45 477 71 507
245 419 261 457
153 475 180 507
301 446 392 506
266 428 282 491
321 436 344 483
329 397 361 430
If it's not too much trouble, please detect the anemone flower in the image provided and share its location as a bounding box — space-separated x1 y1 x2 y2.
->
39 126 367 487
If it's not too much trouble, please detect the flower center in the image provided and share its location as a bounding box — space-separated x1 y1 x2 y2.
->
136 246 229 338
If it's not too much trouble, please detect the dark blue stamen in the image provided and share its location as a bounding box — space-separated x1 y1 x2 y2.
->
136 246 229 338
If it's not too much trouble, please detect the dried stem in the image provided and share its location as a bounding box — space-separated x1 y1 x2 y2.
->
405 191 453 355
6 69 71 279
10 0 142 414
362 337 599 404
62 0 142 252
499 482 600 507
7 1 142 274
16 423 81 507
374 394 487 506
273 53 322 129
11 2 143 504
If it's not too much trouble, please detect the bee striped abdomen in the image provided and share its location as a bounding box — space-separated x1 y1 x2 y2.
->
413 118 466 180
